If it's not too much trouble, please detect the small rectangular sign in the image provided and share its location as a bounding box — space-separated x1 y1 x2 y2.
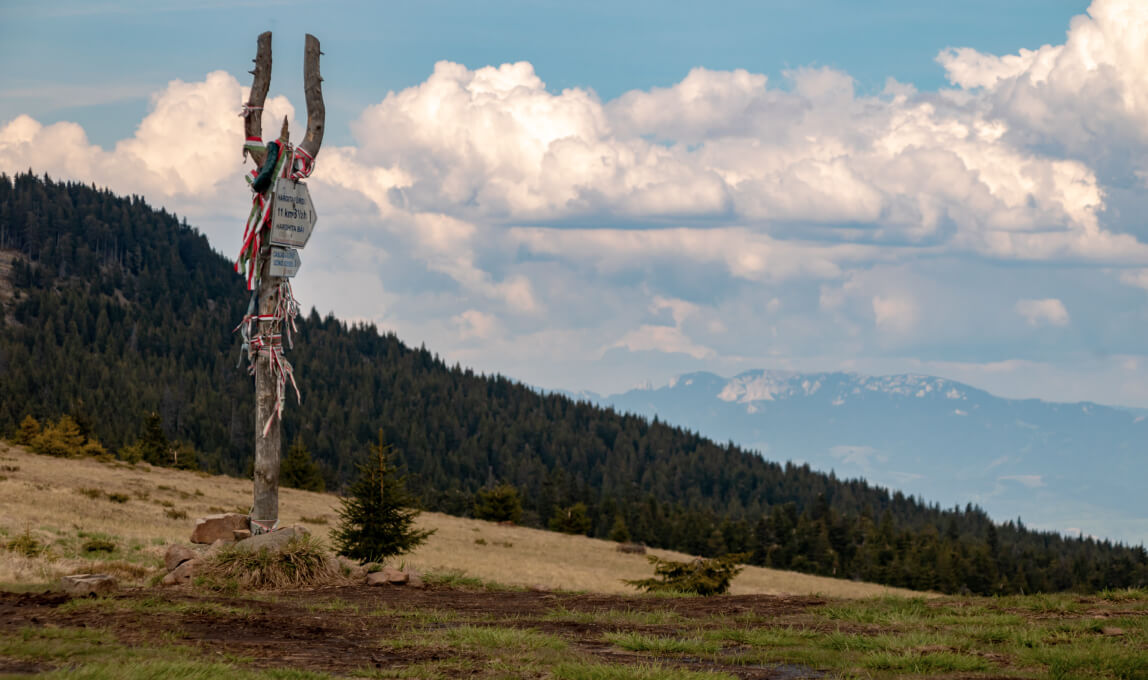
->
269 180 317 249
268 246 301 278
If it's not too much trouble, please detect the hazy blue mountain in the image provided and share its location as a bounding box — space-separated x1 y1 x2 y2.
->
575 371 1147 545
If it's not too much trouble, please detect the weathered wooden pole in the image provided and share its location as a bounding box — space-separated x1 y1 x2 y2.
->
242 32 324 533
251 119 288 533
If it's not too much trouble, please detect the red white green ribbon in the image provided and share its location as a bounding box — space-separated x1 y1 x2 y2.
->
235 139 291 290
290 145 315 180
235 282 303 437
235 134 309 437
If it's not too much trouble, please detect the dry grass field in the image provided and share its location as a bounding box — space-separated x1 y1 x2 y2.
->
0 441 922 598
4 442 1147 679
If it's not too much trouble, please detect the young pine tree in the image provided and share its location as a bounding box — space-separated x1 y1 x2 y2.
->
333 431 433 564
15 415 41 445
549 502 592 535
30 416 87 457
139 412 169 466
473 483 523 524
608 514 631 543
281 438 325 492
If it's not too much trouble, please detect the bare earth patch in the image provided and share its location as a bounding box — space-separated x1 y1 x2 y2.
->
1 585 1145 679
0 587 832 679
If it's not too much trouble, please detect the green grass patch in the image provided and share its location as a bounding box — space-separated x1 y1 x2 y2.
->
862 649 992 673
0 626 118 663
817 596 938 626
543 607 684 626
706 627 819 649
367 605 461 624
350 658 479 679
553 662 736 680
1018 638 1148 679
306 598 361 614
605 632 719 656
1099 588 1148 602
422 568 523 591
35 659 337 679
996 592 1084 614
446 625 567 651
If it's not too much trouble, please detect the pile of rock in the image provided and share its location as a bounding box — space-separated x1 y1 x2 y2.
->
60 573 117 597
189 512 252 544
161 512 310 586
365 565 424 588
156 513 423 589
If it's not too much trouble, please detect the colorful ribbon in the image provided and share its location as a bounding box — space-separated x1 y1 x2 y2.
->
248 333 301 437
235 282 302 436
235 132 309 437
291 145 315 180
235 139 296 290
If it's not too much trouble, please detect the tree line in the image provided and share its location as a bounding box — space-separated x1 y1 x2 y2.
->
1 172 1144 595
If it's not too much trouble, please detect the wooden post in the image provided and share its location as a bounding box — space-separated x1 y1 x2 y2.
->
251 118 289 531
251 255 282 528
243 33 324 533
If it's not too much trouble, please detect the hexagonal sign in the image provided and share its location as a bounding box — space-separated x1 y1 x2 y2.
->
269 180 316 248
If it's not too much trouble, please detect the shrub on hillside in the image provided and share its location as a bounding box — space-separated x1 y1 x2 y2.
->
609 515 631 543
333 433 434 563
549 503 592 535
5 529 44 557
28 415 105 457
473 483 523 524
625 553 748 596
14 415 41 445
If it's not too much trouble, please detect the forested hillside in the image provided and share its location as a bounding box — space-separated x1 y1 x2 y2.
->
1 173 1145 594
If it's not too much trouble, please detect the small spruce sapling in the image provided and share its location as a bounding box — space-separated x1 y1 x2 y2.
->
608 514 631 543
473 483 523 524
625 553 748 596
333 431 434 563
549 502 592 535
281 437 325 491
15 415 41 445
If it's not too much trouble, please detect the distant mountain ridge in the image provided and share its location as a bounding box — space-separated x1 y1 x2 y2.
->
573 370 1147 545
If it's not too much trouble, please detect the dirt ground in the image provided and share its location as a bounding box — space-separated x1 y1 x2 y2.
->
0 585 832 679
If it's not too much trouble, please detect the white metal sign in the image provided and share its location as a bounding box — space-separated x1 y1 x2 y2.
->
269 180 317 248
268 246 301 278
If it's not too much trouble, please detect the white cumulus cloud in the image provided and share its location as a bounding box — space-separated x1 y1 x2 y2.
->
2 0 1147 406
1015 298 1070 327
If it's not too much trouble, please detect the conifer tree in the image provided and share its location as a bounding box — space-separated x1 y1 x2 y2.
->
333 431 433 563
473 483 523 524
15 415 40 445
549 502 592 534
609 514 631 543
30 415 85 456
281 438 325 491
139 412 168 466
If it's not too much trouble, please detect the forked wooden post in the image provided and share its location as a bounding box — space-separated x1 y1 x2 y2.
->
244 32 324 532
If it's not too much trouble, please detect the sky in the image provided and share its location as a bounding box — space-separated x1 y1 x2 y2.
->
2 0 1148 409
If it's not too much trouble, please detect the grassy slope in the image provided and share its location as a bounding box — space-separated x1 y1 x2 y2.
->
0 442 922 598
